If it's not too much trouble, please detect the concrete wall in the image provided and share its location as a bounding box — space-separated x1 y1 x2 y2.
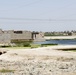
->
33 32 45 41
0 29 45 44
11 31 32 40
0 34 11 44
4 30 32 40
0 29 3 34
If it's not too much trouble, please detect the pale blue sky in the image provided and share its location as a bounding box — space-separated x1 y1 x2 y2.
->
0 0 76 31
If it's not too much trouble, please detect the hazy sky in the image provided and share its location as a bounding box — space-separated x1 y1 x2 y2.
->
0 0 76 31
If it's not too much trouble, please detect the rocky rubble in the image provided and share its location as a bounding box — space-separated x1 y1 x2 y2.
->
0 57 76 75
0 49 7 55
0 47 76 75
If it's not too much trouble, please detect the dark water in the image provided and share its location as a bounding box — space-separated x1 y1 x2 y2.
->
34 39 76 45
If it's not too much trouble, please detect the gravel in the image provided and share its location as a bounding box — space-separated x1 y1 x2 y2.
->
0 46 76 75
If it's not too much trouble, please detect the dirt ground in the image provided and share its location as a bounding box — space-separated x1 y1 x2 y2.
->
0 45 76 75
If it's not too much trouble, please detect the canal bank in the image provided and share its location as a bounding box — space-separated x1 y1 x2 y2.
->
44 36 76 40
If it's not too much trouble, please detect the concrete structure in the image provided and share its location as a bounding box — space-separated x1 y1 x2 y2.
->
0 29 45 44
4 30 32 41
32 32 45 41
0 34 11 44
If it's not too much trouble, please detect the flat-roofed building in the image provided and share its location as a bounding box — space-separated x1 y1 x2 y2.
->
0 29 45 44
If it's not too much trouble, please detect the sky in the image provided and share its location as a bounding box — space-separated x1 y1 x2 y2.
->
0 0 76 32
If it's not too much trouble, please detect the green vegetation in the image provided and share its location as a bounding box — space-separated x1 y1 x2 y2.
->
0 45 11 48
0 69 15 73
0 39 58 49
11 40 32 47
41 43 58 47
0 41 32 48
58 48 76 52
15 42 31 47
71 50 76 52
58 39 74 40
44 32 68 36
30 44 41 48
7 47 31 49
44 32 72 36
45 34 66 36
0 43 58 49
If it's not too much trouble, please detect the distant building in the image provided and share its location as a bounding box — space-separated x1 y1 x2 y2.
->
32 31 45 41
71 33 76 36
0 29 45 44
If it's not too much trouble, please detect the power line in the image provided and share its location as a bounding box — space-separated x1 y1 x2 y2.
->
0 0 43 11
37 0 75 17
12 0 43 10
0 17 48 21
0 17 76 21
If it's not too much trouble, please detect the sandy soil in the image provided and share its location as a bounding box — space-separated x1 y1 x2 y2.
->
44 36 76 39
0 45 76 75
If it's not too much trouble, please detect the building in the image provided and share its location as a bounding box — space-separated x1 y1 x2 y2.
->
32 31 45 41
0 29 45 44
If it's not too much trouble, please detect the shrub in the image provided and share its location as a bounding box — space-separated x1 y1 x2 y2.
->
14 41 31 47
41 43 58 47
0 69 14 73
